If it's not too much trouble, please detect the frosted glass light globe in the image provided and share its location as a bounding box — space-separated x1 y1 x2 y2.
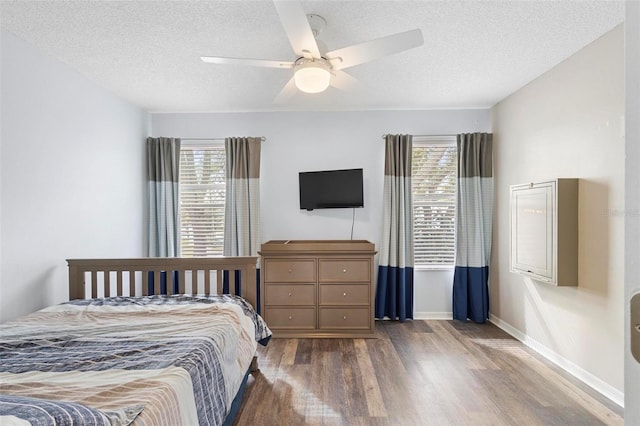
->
294 59 331 94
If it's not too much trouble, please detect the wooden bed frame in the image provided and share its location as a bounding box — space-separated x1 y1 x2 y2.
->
67 257 259 307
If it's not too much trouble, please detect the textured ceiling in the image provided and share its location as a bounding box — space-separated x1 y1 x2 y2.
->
0 0 624 112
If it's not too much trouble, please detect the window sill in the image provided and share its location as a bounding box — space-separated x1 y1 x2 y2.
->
414 265 455 271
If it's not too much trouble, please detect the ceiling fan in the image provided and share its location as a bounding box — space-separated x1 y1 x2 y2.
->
200 0 424 101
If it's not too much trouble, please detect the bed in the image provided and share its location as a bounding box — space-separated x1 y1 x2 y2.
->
0 257 271 426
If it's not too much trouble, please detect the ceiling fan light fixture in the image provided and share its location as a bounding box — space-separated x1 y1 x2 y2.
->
294 58 331 94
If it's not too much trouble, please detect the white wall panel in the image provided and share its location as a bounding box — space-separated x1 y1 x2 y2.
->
491 25 624 403
0 31 148 321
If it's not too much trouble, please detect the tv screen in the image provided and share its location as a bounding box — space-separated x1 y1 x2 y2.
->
299 168 364 210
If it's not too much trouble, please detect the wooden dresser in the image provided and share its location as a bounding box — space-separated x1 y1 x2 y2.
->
260 240 376 338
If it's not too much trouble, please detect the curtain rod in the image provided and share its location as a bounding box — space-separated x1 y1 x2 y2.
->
381 134 456 139
182 137 266 142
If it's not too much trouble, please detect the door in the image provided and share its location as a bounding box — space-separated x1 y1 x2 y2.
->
625 1 640 422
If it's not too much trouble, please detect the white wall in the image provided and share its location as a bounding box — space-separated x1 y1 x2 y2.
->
625 1 640 422
0 31 148 322
490 25 624 404
151 109 490 317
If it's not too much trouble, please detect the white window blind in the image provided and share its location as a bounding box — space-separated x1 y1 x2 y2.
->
412 137 458 267
179 142 225 257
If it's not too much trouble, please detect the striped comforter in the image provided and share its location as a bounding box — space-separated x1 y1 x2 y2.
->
0 295 271 425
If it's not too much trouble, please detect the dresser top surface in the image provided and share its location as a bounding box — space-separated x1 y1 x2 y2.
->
260 240 375 254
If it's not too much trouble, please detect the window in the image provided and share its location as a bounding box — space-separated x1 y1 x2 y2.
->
179 141 225 257
412 136 457 267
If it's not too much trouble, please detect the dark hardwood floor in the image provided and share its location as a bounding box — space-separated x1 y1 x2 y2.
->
235 320 623 425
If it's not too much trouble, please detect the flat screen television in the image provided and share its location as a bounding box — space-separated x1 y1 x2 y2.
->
299 168 364 211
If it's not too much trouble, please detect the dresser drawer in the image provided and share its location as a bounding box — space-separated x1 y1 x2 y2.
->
319 284 369 306
265 284 315 306
319 259 370 282
319 307 370 329
264 259 316 282
266 307 316 329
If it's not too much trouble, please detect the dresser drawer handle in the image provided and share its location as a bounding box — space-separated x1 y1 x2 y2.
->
343 315 348 320
288 292 292 297
288 315 293 320
342 269 347 273
343 292 347 297
288 269 293 273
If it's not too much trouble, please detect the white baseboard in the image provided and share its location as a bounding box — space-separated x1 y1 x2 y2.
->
414 311 453 320
488 314 624 408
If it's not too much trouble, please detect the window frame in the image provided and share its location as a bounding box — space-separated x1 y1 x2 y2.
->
412 135 458 270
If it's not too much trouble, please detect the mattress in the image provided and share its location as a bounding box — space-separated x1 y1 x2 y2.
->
0 294 271 425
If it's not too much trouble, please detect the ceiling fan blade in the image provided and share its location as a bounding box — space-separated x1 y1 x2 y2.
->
273 77 298 104
330 70 361 92
273 0 321 58
327 29 424 71
200 56 293 69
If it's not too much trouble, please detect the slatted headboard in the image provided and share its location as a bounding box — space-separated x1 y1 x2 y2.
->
67 257 259 311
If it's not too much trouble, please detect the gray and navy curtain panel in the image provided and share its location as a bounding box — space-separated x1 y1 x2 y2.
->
223 137 262 311
147 137 181 258
375 134 414 322
452 133 493 323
